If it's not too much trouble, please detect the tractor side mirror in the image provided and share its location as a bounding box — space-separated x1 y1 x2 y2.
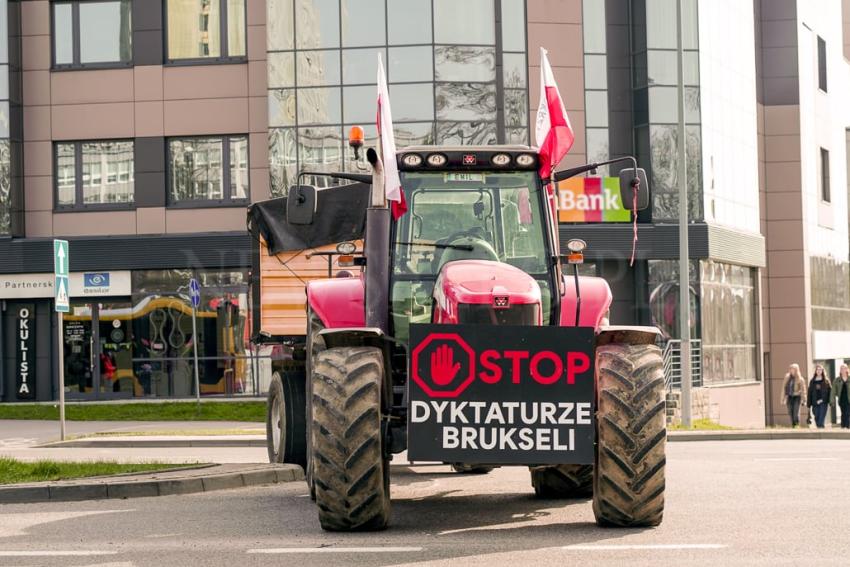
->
618 168 650 211
287 184 317 225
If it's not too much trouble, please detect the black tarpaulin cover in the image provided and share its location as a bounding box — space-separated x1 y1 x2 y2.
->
248 182 371 254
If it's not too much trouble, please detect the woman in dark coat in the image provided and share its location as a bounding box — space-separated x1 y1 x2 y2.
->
808 364 831 429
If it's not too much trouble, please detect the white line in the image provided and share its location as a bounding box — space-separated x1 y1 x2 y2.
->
0 551 118 557
247 547 423 554
562 544 726 551
755 457 838 462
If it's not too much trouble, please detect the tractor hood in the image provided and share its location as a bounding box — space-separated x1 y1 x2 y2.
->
432 260 542 325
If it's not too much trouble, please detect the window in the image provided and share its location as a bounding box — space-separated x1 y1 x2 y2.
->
817 36 827 92
55 141 135 209
52 1 132 68
168 136 249 205
166 0 246 62
820 147 831 202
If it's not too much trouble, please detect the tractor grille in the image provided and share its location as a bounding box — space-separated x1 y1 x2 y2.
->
457 303 538 326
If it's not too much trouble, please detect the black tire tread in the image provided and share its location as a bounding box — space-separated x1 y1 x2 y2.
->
312 346 389 531
592 343 666 527
531 464 594 498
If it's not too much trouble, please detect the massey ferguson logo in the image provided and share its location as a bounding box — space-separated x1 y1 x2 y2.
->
411 332 591 399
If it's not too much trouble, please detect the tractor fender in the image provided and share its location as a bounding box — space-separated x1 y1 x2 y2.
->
596 325 661 346
559 275 613 330
307 278 365 329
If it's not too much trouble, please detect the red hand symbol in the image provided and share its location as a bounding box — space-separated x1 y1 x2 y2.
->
430 344 461 386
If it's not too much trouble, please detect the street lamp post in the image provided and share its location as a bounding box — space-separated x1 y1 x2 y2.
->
676 0 692 427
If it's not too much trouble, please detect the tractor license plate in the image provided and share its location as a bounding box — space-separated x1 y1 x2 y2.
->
407 324 595 465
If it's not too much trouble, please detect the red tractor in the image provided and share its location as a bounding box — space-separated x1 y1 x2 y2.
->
249 143 664 531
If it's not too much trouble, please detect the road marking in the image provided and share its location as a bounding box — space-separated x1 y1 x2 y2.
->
755 457 838 462
247 547 423 554
562 544 726 551
0 510 133 539
0 551 119 557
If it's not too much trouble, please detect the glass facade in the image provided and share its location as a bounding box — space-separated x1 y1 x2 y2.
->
168 136 249 204
267 0 528 195
52 0 133 68
55 141 134 208
699 260 757 384
811 256 850 331
582 0 609 175
632 0 702 221
62 270 256 399
166 0 246 61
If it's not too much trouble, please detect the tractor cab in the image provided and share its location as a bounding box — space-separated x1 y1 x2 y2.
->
390 146 557 343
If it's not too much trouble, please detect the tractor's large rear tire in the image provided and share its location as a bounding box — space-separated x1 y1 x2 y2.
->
266 370 307 468
305 308 326 500
530 464 593 498
311 346 390 531
593 343 666 527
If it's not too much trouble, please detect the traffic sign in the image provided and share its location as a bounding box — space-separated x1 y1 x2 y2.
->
189 278 201 309
54 240 69 277
54 240 69 313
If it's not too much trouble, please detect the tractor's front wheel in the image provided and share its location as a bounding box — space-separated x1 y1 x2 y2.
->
266 370 307 468
530 464 593 498
593 343 666 527
311 346 390 531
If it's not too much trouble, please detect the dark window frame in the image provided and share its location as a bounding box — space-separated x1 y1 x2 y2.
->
166 135 251 208
53 139 136 212
50 0 134 71
820 147 831 203
817 36 827 92
163 0 248 66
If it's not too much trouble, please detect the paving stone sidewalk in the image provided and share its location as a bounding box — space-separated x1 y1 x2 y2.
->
0 463 303 504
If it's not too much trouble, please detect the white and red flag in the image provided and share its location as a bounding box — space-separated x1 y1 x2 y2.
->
535 47 575 179
377 53 407 219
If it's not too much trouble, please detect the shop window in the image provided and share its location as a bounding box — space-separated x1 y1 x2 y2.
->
166 0 246 62
54 140 135 210
52 0 133 69
168 136 249 205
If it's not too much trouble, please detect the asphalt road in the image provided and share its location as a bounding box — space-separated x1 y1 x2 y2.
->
1 439 848 566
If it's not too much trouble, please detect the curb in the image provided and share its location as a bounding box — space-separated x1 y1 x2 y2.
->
668 430 850 442
41 437 266 448
0 464 303 504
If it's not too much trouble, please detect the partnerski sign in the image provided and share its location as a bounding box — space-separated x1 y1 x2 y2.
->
407 324 596 464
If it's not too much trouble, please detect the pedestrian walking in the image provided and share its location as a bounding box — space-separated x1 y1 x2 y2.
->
808 364 832 429
836 364 850 429
781 363 807 428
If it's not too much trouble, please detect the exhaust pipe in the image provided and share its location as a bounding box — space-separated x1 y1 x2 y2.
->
365 148 390 334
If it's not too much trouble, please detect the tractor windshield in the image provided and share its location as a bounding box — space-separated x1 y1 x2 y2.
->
393 171 548 276
390 171 553 342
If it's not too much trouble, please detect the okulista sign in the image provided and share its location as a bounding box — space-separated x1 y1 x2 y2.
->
407 324 595 464
16 305 36 400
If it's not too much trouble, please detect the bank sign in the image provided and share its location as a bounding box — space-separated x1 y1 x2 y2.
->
557 176 630 223
407 324 595 464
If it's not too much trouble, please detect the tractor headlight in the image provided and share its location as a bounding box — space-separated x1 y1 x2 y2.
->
426 153 448 167
491 153 511 167
516 153 536 167
567 239 587 253
336 241 356 254
401 153 423 167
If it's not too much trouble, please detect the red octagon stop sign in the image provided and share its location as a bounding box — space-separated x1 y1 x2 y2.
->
411 333 476 398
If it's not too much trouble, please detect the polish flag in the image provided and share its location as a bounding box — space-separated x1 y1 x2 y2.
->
377 53 407 219
535 47 575 180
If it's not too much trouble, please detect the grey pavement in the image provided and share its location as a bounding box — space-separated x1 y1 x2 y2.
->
0 420 262 448
0 439 848 566
0 463 303 504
